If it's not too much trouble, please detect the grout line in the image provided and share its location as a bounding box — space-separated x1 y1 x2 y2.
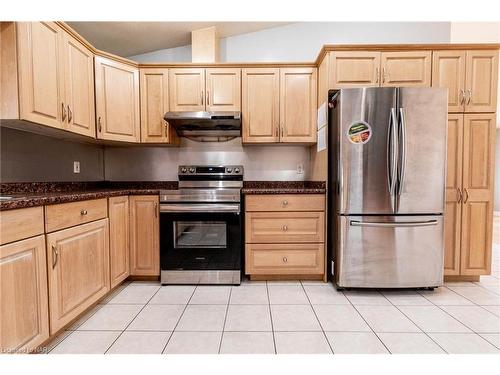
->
300 281 334 354
217 286 233 354
266 281 277 354
161 285 198 354
103 284 163 354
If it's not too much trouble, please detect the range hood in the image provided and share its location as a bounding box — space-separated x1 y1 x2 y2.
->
164 111 241 142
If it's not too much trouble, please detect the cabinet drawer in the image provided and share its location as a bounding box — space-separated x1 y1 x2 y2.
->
246 243 324 275
0 206 44 245
245 211 325 243
45 198 107 232
245 194 324 212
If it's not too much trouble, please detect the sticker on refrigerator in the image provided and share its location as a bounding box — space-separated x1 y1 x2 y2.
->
347 121 372 145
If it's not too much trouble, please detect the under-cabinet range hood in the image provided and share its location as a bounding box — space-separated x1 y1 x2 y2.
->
164 111 241 142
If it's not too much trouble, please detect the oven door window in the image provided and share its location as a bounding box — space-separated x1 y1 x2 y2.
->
173 221 227 249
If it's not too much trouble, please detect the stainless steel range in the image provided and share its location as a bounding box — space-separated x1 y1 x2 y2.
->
159 165 243 285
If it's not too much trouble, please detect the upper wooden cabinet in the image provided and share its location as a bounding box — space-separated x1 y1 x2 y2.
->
380 51 431 87
206 68 241 111
95 56 140 142
46 218 110 334
129 196 160 276
61 33 95 137
241 68 280 143
432 50 498 112
139 68 177 144
242 67 317 144
330 51 381 88
0 235 49 353
169 68 206 111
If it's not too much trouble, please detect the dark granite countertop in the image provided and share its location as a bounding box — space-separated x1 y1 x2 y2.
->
242 181 326 195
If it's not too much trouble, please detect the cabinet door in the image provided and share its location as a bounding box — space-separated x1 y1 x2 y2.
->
129 196 159 276
95 56 140 142
46 219 110 334
432 51 466 112
381 51 431 87
465 50 499 113
140 68 174 143
16 22 65 129
62 33 95 137
460 114 495 276
444 114 463 275
329 51 381 88
241 68 280 143
109 196 130 288
205 68 241 111
169 68 205 111
280 68 317 143
0 235 49 353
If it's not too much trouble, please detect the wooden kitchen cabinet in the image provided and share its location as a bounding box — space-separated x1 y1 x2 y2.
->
432 51 467 112
62 32 95 137
109 196 130 288
16 22 65 130
46 219 110 334
129 195 160 276
279 68 317 143
0 235 49 353
380 51 431 87
241 68 280 143
0 206 44 246
329 51 381 88
242 68 316 144
205 68 241 111
95 56 140 142
465 50 498 113
140 68 178 144
169 68 205 111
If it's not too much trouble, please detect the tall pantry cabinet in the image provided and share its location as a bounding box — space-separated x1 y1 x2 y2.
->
433 49 498 278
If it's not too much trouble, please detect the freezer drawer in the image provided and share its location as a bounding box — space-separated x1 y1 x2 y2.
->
336 215 444 288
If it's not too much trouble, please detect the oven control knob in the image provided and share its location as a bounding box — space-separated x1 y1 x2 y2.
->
181 167 187 173
189 167 195 173
234 167 240 174
226 168 233 173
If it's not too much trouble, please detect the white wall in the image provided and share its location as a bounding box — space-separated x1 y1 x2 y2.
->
129 22 451 62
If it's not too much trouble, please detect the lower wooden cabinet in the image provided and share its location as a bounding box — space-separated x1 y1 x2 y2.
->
46 219 110 334
129 195 160 276
109 196 130 288
0 235 49 353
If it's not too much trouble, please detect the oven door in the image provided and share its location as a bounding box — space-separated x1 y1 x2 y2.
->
160 203 242 273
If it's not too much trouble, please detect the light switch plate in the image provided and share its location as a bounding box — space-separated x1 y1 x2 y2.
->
73 161 80 174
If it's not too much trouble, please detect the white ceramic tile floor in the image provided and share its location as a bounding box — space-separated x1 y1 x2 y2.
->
48 245 500 354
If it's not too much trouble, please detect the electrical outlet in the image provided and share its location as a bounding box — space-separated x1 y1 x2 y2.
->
73 161 80 174
297 163 304 175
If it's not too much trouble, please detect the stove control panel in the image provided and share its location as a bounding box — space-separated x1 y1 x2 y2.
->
178 165 244 176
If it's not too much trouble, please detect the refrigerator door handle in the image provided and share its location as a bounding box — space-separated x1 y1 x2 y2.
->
397 107 407 196
350 220 438 228
387 108 398 197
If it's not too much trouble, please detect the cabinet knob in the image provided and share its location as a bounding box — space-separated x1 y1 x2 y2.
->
282 257 288 263
282 200 288 206
80 209 88 215
282 225 288 232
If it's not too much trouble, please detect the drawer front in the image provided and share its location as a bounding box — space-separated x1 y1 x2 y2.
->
0 206 44 245
245 211 325 243
45 198 107 232
245 194 325 212
246 243 324 275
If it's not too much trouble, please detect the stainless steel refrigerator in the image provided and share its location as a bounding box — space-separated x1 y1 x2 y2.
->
328 87 448 289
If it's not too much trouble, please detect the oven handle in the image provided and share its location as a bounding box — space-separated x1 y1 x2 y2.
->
160 203 240 214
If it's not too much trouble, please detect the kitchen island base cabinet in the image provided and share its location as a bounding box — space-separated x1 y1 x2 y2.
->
109 196 130 288
129 196 160 276
0 235 49 353
46 219 110 334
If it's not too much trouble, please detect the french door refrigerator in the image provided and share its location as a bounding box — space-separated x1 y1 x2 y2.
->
328 87 448 289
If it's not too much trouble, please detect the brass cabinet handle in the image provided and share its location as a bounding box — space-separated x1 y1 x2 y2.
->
154 202 158 218
201 91 204 105
275 126 279 138
375 67 379 84
80 209 88 215
282 257 288 263
61 102 66 121
282 225 288 232
67 105 72 123
382 67 387 83
280 125 284 138
206 91 210 105
467 89 472 105
98 116 102 132
457 188 462 203
460 89 466 105
281 200 288 206
52 244 58 269
164 121 168 137
464 188 470 204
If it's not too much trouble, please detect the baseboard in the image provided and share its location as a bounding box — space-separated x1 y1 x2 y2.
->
444 275 480 282
249 274 325 281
